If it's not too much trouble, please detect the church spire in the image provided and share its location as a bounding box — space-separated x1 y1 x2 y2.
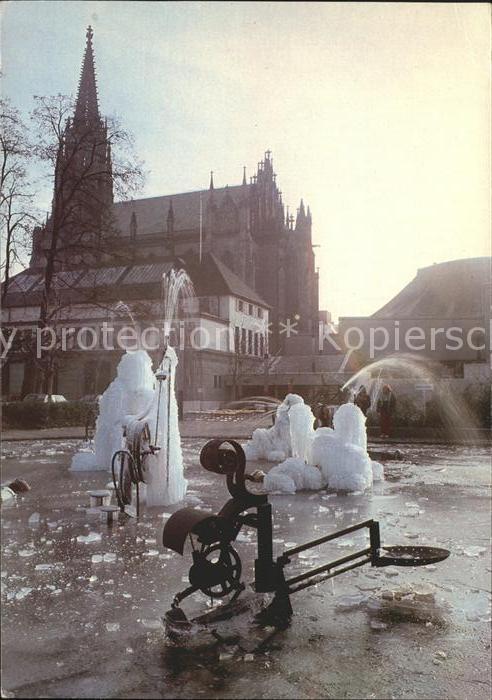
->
74 26 100 123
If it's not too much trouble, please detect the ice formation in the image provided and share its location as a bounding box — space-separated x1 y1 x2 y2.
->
264 457 323 494
143 346 187 506
70 348 187 506
289 401 316 464
247 398 384 494
243 393 305 462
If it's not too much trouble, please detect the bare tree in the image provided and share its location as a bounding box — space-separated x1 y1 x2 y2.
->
230 322 271 399
14 93 145 395
0 98 39 301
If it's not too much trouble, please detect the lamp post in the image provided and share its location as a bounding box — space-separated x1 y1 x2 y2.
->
263 351 270 397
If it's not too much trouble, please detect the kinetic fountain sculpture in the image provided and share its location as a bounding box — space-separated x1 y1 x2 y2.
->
243 393 384 493
162 440 450 636
70 264 194 511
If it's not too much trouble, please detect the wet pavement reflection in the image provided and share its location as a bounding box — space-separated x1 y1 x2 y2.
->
1 438 491 698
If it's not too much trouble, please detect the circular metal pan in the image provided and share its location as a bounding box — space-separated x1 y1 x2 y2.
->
375 545 450 567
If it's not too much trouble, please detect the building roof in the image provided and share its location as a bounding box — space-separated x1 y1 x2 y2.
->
185 253 269 307
2 254 267 309
113 185 245 237
371 257 491 320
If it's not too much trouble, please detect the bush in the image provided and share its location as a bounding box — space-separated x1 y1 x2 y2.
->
2 401 93 429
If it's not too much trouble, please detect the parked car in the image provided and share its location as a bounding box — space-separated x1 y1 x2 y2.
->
22 394 67 403
225 396 281 411
79 395 102 405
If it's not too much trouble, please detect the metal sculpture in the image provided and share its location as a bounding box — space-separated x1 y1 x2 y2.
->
162 439 450 629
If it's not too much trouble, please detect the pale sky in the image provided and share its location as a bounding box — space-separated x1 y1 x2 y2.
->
2 1 490 320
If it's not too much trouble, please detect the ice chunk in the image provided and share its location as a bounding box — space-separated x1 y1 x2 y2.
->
28 512 41 527
140 619 161 629
35 563 56 572
369 620 388 630
106 622 120 632
15 587 32 600
371 461 385 482
91 554 103 564
384 567 400 578
464 546 486 558
103 553 117 563
77 532 102 544
336 593 368 611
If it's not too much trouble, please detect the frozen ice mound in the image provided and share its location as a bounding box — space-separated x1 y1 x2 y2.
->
289 402 315 464
70 449 97 471
333 403 367 450
266 449 287 463
264 458 323 494
311 403 381 491
328 443 373 492
71 348 187 505
244 393 306 462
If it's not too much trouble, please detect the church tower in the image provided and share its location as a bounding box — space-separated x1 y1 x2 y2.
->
31 26 114 269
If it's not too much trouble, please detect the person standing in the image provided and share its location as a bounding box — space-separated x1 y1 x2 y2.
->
316 404 333 428
354 386 371 416
377 384 396 438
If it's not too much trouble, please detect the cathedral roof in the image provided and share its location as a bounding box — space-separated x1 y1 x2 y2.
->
113 185 244 237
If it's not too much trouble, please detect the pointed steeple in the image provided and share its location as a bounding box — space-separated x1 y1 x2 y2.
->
74 26 100 123
166 199 175 256
209 170 214 190
167 199 174 232
242 166 247 186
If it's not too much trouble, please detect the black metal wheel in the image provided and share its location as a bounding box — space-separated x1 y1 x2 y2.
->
135 422 152 483
189 543 242 599
111 450 137 508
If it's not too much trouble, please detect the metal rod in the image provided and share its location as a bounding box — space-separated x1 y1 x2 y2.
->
166 359 171 486
154 378 163 446
285 547 372 587
369 520 381 565
282 520 374 559
288 556 372 594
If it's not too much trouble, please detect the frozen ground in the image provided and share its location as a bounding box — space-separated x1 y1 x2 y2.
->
1 437 491 699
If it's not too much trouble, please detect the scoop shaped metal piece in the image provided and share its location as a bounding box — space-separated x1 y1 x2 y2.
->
374 545 450 567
